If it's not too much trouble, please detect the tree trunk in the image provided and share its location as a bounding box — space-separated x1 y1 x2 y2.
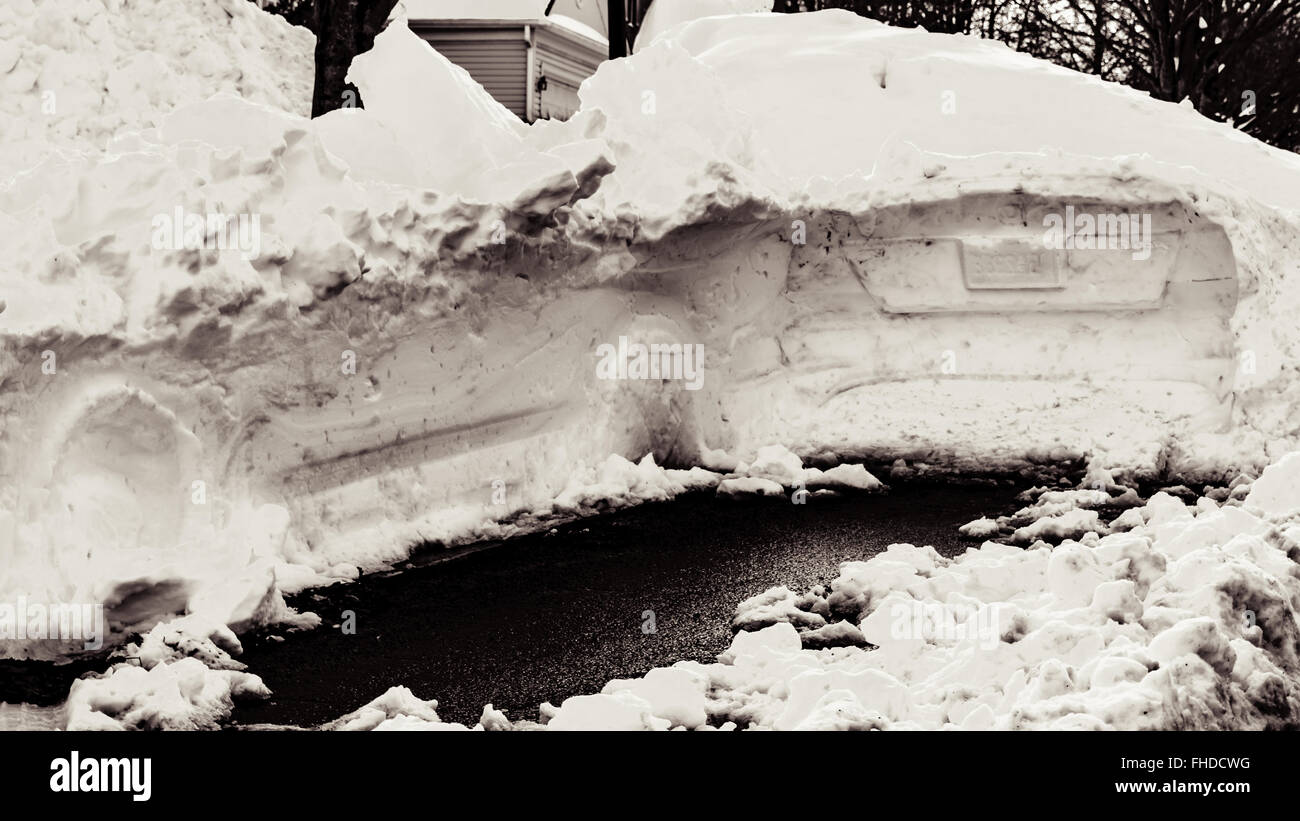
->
311 0 401 117
609 0 628 59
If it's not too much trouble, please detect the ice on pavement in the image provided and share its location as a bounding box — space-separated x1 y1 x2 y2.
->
2 0 1300 730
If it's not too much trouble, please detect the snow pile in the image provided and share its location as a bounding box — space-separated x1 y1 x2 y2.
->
549 453 721 513
634 0 774 53
457 446 880 546
958 484 1147 544
562 9 1300 487
540 668 731 730
592 9 1300 223
300 452 1300 732
731 584 874 650
1244 452 1300 518
322 686 473 731
568 453 1300 730
65 618 271 731
61 614 312 730
5 0 1300 668
958 517 1002 540
0 8 615 656
345 21 613 206
318 685 524 730
1010 508 1105 544
542 692 672 730
599 667 710 729
716 444 884 497
809 464 886 491
65 658 268 730
0 0 313 180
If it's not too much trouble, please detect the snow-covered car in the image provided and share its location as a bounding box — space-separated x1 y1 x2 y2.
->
2 4 1299 661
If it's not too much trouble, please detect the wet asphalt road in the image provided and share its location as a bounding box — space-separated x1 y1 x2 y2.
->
232 481 1028 728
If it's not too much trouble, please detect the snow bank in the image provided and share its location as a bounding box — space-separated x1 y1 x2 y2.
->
61 614 312 730
544 456 1300 730
345 21 612 206
1 5 617 656
5 0 1300 666
290 451 1300 731
551 9 1300 496
65 658 269 730
550 453 720 512
634 0 775 53
0 0 313 180
65 619 272 733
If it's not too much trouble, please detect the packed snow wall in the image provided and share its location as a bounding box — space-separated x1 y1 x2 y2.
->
3 4 1300 655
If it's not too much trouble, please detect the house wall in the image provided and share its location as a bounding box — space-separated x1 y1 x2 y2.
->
533 25 605 120
412 25 530 119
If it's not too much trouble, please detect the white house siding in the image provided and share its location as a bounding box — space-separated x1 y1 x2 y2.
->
411 25 530 119
533 25 605 121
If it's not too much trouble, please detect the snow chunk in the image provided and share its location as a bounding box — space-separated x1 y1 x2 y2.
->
346 20 611 209
808 463 884 491
722 446 881 496
1011 509 1105 545
1147 618 1236 678
66 658 269 731
726 622 803 659
733 586 827 630
323 686 471 731
1245 451 1300 517
546 692 671 731
959 517 1001 539
799 620 871 650
602 666 709 729
717 477 785 497
553 453 720 512
741 444 804 487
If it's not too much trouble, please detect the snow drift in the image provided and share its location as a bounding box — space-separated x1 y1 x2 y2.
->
3 0 1300 671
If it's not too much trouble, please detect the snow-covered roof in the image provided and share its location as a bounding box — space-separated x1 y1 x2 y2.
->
549 13 608 46
404 0 547 20
403 0 608 46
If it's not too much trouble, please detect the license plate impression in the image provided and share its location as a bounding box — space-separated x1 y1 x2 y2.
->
961 239 1062 290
